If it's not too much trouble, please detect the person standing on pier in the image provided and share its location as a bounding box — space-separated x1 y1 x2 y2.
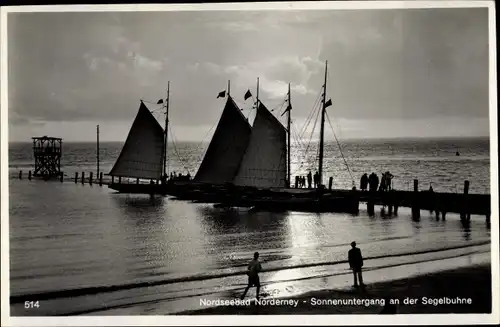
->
360 173 368 191
368 172 379 192
307 171 312 189
241 252 262 300
348 242 365 289
314 171 320 188
385 171 394 191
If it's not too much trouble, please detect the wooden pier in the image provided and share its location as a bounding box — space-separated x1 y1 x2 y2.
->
15 170 491 223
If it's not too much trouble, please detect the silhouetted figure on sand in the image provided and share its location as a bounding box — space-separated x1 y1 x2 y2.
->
241 252 262 300
360 173 368 191
348 241 365 289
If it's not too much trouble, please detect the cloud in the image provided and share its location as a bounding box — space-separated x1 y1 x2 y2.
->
223 56 323 99
7 8 490 142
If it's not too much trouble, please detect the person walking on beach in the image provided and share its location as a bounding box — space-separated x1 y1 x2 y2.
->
241 252 262 300
348 241 365 289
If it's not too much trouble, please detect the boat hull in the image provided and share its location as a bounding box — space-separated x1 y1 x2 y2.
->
108 183 168 195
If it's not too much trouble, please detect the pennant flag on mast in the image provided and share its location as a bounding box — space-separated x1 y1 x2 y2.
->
244 90 252 100
324 98 332 109
157 99 164 104
281 103 292 116
217 90 226 99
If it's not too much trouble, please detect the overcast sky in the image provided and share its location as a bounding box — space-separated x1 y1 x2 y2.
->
7 7 490 142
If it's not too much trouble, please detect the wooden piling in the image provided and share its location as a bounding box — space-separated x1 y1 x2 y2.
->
75 172 78 183
442 211 447 220
367 190 375 216
81 172 85 184
435 210 440 220
19 171 22 180
412 179 420 220
136 178 139 184
388 204 393 215
89 172 93 185
99 172 103 186
28 171 32 180
461 180 469 222
118 176 122 184
394 205 399 216
329 177 333 190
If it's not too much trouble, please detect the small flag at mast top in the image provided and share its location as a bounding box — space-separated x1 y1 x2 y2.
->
324 98 332 109
244 90 252 100
157 99 164 104
281 103 292 116
217 90 226 99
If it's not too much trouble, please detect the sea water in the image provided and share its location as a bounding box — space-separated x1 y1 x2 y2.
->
7 138 492 315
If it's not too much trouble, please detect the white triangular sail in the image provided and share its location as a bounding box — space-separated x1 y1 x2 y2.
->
233 102 287 188
109 102 165 180
194 96 252 184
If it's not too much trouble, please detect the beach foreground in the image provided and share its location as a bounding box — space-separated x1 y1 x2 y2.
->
178 264 491 315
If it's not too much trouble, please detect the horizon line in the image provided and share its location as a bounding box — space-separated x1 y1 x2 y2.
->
7 135 491 144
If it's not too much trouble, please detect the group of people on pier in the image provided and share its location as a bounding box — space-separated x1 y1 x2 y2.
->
360 171 394 192
296 170 321 189
160 171 192 184
173 172 191 181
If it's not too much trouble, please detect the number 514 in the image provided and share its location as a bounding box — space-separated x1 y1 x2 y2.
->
24 301 40 309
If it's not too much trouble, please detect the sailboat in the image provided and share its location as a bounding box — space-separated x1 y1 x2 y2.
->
164 79 289 202
209 61 359 213
193 81 252 185
108 82 171 194
232 78 288 189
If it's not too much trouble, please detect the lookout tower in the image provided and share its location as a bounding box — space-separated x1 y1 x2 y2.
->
32 136 62 178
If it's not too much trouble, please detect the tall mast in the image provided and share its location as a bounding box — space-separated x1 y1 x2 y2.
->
318 60 328 187
228 80 231 97
163 81 170 179
287 83 291 188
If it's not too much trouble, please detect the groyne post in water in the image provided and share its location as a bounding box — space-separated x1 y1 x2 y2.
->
28 171 32 180
460 180 470 222
99 173 103 186
81 172 85 185
329 177 333 191
412 179 420 220
89 172 93 185
388 193 393 215
367 190 375 216
19 171 22 180
74 172 78 183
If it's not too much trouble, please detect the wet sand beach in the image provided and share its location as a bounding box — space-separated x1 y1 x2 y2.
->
178 264 491 315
